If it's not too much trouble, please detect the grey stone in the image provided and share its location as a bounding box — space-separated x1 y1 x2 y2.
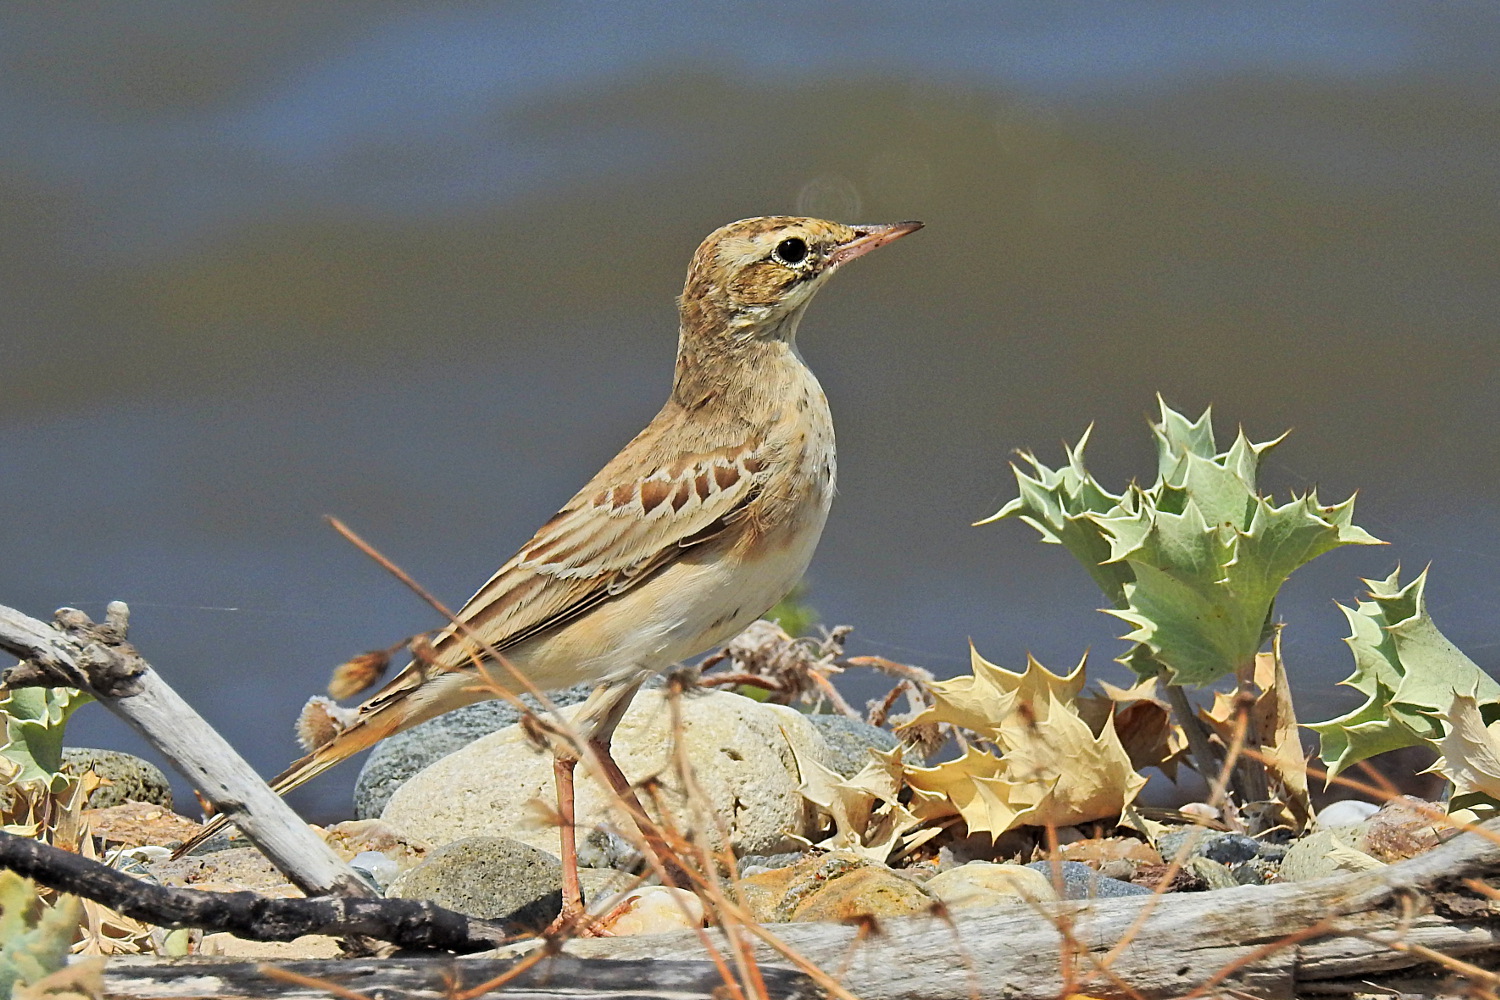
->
575 828 640 871
578 868 637 906
387 836 561 930
1200 833 1260 866
1184 856 1239 890
1024 860 1152 899
353 684 593 819
61 748 173 809
1254 840 1290 860
805 715 918 777
1231 859 1275 885
1157 828 1274 867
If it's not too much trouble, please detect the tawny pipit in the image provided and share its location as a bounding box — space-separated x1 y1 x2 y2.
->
179 216 921 915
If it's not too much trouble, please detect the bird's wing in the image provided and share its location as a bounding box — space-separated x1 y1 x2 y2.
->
454 441 768 650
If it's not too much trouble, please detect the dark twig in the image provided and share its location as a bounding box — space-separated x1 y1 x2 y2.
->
0 831 516 952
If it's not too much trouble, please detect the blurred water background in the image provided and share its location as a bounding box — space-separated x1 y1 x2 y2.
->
2 3 1497 819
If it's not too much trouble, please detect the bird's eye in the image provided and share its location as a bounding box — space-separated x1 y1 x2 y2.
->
772 237 809 266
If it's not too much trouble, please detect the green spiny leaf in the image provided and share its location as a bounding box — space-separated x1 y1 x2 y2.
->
990 400 1382 687
1307 567 1500 779
0 687 93 790
982 426 1136 606
1151 395 1217 478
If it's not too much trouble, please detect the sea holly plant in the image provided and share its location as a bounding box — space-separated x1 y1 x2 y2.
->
0 686 92 790
983 398 1384 688
1 686 94 844
1307 567 1500 782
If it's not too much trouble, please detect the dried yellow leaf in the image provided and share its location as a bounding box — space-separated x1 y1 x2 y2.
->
903 648 1084 739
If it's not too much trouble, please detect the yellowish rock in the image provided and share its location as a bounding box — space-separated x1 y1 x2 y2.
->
925 862 1058 909
736 853 932 923
788 864 932 922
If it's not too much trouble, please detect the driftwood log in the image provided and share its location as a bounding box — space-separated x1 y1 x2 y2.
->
93 817 1500 999
101 955 819 1000
0 601 371 898
555 817 1500 999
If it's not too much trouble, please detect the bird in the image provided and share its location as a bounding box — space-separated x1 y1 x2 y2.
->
174 215 922 923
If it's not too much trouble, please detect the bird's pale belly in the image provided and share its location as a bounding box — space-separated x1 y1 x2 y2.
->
502 501 830 692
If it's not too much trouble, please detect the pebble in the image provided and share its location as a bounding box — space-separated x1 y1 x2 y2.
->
1157 828 1275 866
593 886 705 935
1178 802 1220 822
382 689 836 861
349 851 401 892
1314 799 1380 829
1183 856 1239 890
85 802 205 850
738 853 932 923
1278 831 1384 882
805 714 919 777
1024 860 1153 899
1199 833 1260 866
1231 859 1275 885
1356 796 1446 861
1058 836 1161 867
925 862 1058 908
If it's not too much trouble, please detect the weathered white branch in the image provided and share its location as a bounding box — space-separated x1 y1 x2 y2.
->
0 600 371 899
552 816 1500 999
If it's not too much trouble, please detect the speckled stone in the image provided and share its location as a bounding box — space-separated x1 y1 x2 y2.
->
738 853 932 923
61 748 173 809
1024 860 1153 899
387 836 561 930
352 684 593 819
805 715 920 777
1184 856 1239 890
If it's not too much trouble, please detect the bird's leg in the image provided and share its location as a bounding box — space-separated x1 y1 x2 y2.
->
574 674 692 888
586 731 691 888
551 748 588 930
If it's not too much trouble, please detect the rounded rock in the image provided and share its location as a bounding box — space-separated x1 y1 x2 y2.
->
382 689 835 860
387 836 561 930
1024 860 1153 899
805 715 916 777
925 862 1058 908
1314 798 1380 829
354 685 593 819
1278 830 1384 882
61 749 173 810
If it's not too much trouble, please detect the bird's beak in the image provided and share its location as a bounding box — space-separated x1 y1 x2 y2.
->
828 221 924 269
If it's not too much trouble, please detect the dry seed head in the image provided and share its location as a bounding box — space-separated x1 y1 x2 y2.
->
327 649 391 700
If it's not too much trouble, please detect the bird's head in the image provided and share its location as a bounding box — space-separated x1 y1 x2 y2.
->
678 216 922 344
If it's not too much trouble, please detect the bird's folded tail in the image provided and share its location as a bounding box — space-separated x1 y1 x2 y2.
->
168 665 439 860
